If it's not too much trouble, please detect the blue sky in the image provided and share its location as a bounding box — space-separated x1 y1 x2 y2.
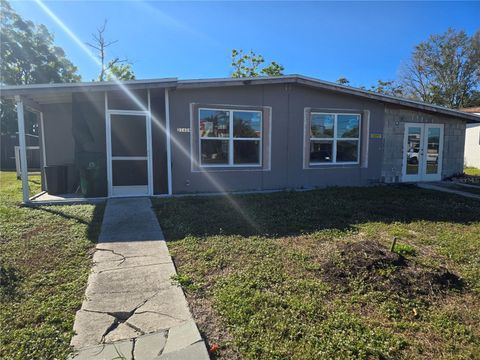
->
12 1 480 87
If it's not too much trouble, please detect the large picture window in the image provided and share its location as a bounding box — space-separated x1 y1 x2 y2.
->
199 108 262 166
309 113 360 164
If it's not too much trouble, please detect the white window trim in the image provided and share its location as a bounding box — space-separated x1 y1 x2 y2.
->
198 107 263 168
309 112 361 166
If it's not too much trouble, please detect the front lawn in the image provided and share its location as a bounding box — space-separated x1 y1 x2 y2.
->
464 167 480 176
153 186 480 359
0 172 104 359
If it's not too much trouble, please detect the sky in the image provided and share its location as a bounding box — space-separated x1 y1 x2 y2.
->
11 1 480 87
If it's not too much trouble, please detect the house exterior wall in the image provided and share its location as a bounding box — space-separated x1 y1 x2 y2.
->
168 84 386 194
464 123 480 168
37 84 471 197
40 89 169 197
149 89 168 194
42 102 75 166
71 92 108 195
381 106 466 182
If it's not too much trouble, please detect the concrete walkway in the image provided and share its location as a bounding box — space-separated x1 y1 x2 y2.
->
70 198 209 360
418 182 480 200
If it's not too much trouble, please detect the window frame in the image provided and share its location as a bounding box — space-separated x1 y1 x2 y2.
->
309 112 361 166
198 107 263 168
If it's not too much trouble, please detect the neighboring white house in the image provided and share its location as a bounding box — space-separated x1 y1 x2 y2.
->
462 107 480 168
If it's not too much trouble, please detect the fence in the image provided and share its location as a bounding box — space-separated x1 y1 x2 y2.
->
14 146 41 179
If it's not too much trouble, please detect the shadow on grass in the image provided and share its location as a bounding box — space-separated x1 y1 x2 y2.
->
152 185 480 241
34 204 105 243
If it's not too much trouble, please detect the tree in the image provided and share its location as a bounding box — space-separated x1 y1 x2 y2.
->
106 63 135 81
231 49 284 78
369 80 404 97
336 77 404 97
86 19 135 81
336 77 350 86
400 28 480 108
0 0 80 135
463 90 480 108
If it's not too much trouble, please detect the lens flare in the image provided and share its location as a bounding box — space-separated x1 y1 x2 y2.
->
33 0 260 231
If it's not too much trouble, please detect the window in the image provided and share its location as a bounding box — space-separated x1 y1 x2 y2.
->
199 108 262 166
309 113 360 164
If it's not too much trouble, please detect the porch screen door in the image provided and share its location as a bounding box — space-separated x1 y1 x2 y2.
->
402 123 444 182
108 112 151 196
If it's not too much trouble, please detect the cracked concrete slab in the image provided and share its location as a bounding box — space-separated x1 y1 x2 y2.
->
85 262 176 295
94 240 171 259
70 198 208 359
71 310 118 348
104 322 143 343
161 320 203 355
133 331 168 359
82 290 159 314
158 341 210 360
70 339 134 360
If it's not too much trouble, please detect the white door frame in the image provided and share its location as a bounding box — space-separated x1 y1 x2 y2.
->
402 122 444 182
106 109 153 197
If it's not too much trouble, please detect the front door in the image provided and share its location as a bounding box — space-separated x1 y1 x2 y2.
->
402 123 444 182
107 111 152 197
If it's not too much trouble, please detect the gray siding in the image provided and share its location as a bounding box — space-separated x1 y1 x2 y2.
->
72 92 108 196
38 83 469 196
381 106 466 182
168 84 386 194
42 102 75 166
150 89 168 194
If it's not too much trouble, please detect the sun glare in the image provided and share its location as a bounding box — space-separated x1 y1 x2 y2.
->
33 0 260 231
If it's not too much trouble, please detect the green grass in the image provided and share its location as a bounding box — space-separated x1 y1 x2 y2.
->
153 186 480 359
0 172 104 359
464 167 480 176
451 184 480 196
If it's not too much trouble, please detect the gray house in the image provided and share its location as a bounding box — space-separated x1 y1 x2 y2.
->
2 75 479 204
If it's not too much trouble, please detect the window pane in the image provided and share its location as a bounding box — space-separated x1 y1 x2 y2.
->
337 140 358 162
337 114 360 138
199 110 229 138
201 139 229 164
111 114 147 157
310 140 333 163
426 127 440 174
112 160 147 186
234 140 260 164
311 114 334 138
406 127 421 175
233 111 261 138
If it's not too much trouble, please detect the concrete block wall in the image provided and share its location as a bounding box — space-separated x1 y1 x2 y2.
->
381 106 466 183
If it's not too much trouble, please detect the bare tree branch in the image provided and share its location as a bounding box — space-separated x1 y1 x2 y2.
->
86 19 133 81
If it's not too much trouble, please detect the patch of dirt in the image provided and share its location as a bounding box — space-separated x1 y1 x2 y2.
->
185 293 241 360
322 240 464 297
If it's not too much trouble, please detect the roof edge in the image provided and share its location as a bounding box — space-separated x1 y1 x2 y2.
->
1 75 479 122
0 77 178 96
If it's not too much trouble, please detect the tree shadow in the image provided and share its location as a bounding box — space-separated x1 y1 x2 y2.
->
152 185 480 241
